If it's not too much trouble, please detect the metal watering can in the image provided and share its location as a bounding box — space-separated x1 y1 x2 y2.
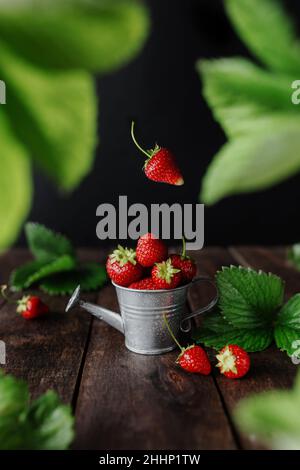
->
66 277 218 355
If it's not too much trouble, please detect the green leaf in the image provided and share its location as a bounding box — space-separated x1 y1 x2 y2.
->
0 113 32 251
0 372 28 417
25 223 75 261
0 40 97 191
198 58 294 138
193 325 273 352
24 391 74 450
216 266 284 328
234 371 300 450
10 256 76 291
277 294 300 330
225 0 300 75
0 0 149 73
201 116 300 205
40 262 107 295
288 244 300 270
274 325 300 356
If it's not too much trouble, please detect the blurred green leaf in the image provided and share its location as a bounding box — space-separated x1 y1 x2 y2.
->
10 255 76 291
225 0 300 74
0 0 149 73
0 113 32 251
274 325 300 356
40 262 107 295
201 116 300 205
0 372 74 450
25 222 75 262
198 58 294 138
234 371 300 450
0 41 97 191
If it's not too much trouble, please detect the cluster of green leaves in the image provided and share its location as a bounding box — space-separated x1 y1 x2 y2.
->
198 0 300 204
235 370 300 450
0 0 149 250
10 222 107 295
0 371 74 450
193 266 300 356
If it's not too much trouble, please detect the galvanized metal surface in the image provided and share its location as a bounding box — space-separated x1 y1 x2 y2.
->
66 278 218 355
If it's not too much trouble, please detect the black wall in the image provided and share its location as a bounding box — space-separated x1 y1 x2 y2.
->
25 0 300 248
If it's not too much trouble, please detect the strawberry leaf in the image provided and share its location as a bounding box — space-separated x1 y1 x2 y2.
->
216 266 284 328
25 223 75 262
276 294 300 330
40 262 107 295
274 325 300 357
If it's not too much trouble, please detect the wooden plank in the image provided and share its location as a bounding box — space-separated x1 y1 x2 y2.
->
188 247 299 450
0 248 101 403
73 252 238 450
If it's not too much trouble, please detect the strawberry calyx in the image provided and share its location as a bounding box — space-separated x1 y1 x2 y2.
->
109 245 137 267
155 258 180 284
216 346 238 375
16 295 30 314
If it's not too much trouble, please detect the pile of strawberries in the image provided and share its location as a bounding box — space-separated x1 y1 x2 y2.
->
106 233 197 290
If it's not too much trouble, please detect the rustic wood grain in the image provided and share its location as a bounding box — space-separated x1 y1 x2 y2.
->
0 248 102 402
188 247 299 450
74 277 237 450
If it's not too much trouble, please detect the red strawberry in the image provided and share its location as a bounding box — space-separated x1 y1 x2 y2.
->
151 259 182 289
131 121 184 186
17 295 49 320
169 238 197 283
178 345 211 375
216 344 250 379
106 245 143 287
163 314 211 375
129 277 157 290
136 232 168 267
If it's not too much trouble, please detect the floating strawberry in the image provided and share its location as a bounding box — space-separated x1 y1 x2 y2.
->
216 344 250 379
106 245 143 287
129 277 157 290
170 238 197 283
136 232 168 267
131 121 184 186
163 314 211 375
151 259 182 289
1 285 49 320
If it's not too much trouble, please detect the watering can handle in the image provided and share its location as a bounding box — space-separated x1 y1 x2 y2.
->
180 276 218 332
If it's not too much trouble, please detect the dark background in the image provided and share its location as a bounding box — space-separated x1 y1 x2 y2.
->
23 0 300 248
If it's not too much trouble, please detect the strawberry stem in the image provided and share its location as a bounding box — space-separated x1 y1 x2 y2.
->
0 285 15 304
181 236 186 258
131 121 151 158
163 314 183 351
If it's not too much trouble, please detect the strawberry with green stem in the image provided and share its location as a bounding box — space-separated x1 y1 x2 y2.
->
170 237 197 283
106 245 143 287
1 285 49 320
151 258 182 289
163 314 211 375
131 121 184 186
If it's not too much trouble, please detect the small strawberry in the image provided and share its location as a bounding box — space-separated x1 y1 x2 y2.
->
106 245 143 287
17 295 49 320
1 285 49 320
129 277 157 290
136 232 168 267
216 344 250 379
169 237 197 283
163 314 211 375
151 258 182 289
131 121 184 186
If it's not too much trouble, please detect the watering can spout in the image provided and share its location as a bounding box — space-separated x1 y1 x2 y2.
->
65 285 124 334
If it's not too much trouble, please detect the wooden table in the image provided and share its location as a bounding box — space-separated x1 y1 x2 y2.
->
0 247 298 450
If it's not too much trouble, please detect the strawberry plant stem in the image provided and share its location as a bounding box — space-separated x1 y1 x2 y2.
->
163 314 183 351
131 121 150 158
